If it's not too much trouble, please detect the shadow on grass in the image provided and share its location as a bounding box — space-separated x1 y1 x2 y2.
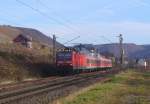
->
27 63 59 77
124 71 150 87
142 72 150 78
125 78 150 87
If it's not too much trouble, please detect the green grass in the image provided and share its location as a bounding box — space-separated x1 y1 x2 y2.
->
61 70 150 104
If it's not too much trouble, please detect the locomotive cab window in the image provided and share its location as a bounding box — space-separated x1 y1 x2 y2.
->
57 51 72 61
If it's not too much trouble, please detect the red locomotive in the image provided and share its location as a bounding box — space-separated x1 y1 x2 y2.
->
56 45 112 74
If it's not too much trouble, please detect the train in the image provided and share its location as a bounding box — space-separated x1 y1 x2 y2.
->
56 44 112 74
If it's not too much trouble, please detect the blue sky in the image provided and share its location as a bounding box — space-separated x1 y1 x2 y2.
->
0 0 150 45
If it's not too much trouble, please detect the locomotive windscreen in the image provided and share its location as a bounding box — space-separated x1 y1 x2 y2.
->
57 52 72 61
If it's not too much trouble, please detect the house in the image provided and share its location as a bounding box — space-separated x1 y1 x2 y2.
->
137 59 147 69
13 34 32 48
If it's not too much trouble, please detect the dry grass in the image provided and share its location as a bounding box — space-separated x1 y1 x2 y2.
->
0 43 55 84
0 43 52 56
57 70 150 104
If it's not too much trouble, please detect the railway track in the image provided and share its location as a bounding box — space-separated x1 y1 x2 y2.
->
0 69 119 104
0 76 59 93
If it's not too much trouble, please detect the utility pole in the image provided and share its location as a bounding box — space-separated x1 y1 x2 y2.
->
53 34 56 65
118 34 124 65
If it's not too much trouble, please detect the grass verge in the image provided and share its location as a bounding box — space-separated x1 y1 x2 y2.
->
58 69 150 104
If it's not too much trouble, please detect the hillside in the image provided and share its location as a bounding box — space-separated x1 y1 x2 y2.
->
0 25 62 47
95 43 150 59
0 25 61 84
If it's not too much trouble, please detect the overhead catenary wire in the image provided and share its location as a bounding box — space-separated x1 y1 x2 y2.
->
16 0 82 36
88 35 114 45
100 35 114 44
36 0 74 26
16 0 117 46
63 36 80 45
35 0 117 45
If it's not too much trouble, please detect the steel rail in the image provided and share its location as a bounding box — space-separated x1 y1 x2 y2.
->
0 72 103 104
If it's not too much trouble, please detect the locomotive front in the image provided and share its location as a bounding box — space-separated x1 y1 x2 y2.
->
56 49 73 69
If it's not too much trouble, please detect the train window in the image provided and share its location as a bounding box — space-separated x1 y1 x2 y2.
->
87 59 100 64
57 52 72 61
87 59 90 64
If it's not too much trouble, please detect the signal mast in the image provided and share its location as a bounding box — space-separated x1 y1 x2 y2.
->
118 34 124 65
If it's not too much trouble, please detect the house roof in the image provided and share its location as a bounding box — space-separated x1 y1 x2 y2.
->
13 34 32 42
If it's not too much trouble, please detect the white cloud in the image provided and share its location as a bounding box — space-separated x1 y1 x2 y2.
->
131 0 150 7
